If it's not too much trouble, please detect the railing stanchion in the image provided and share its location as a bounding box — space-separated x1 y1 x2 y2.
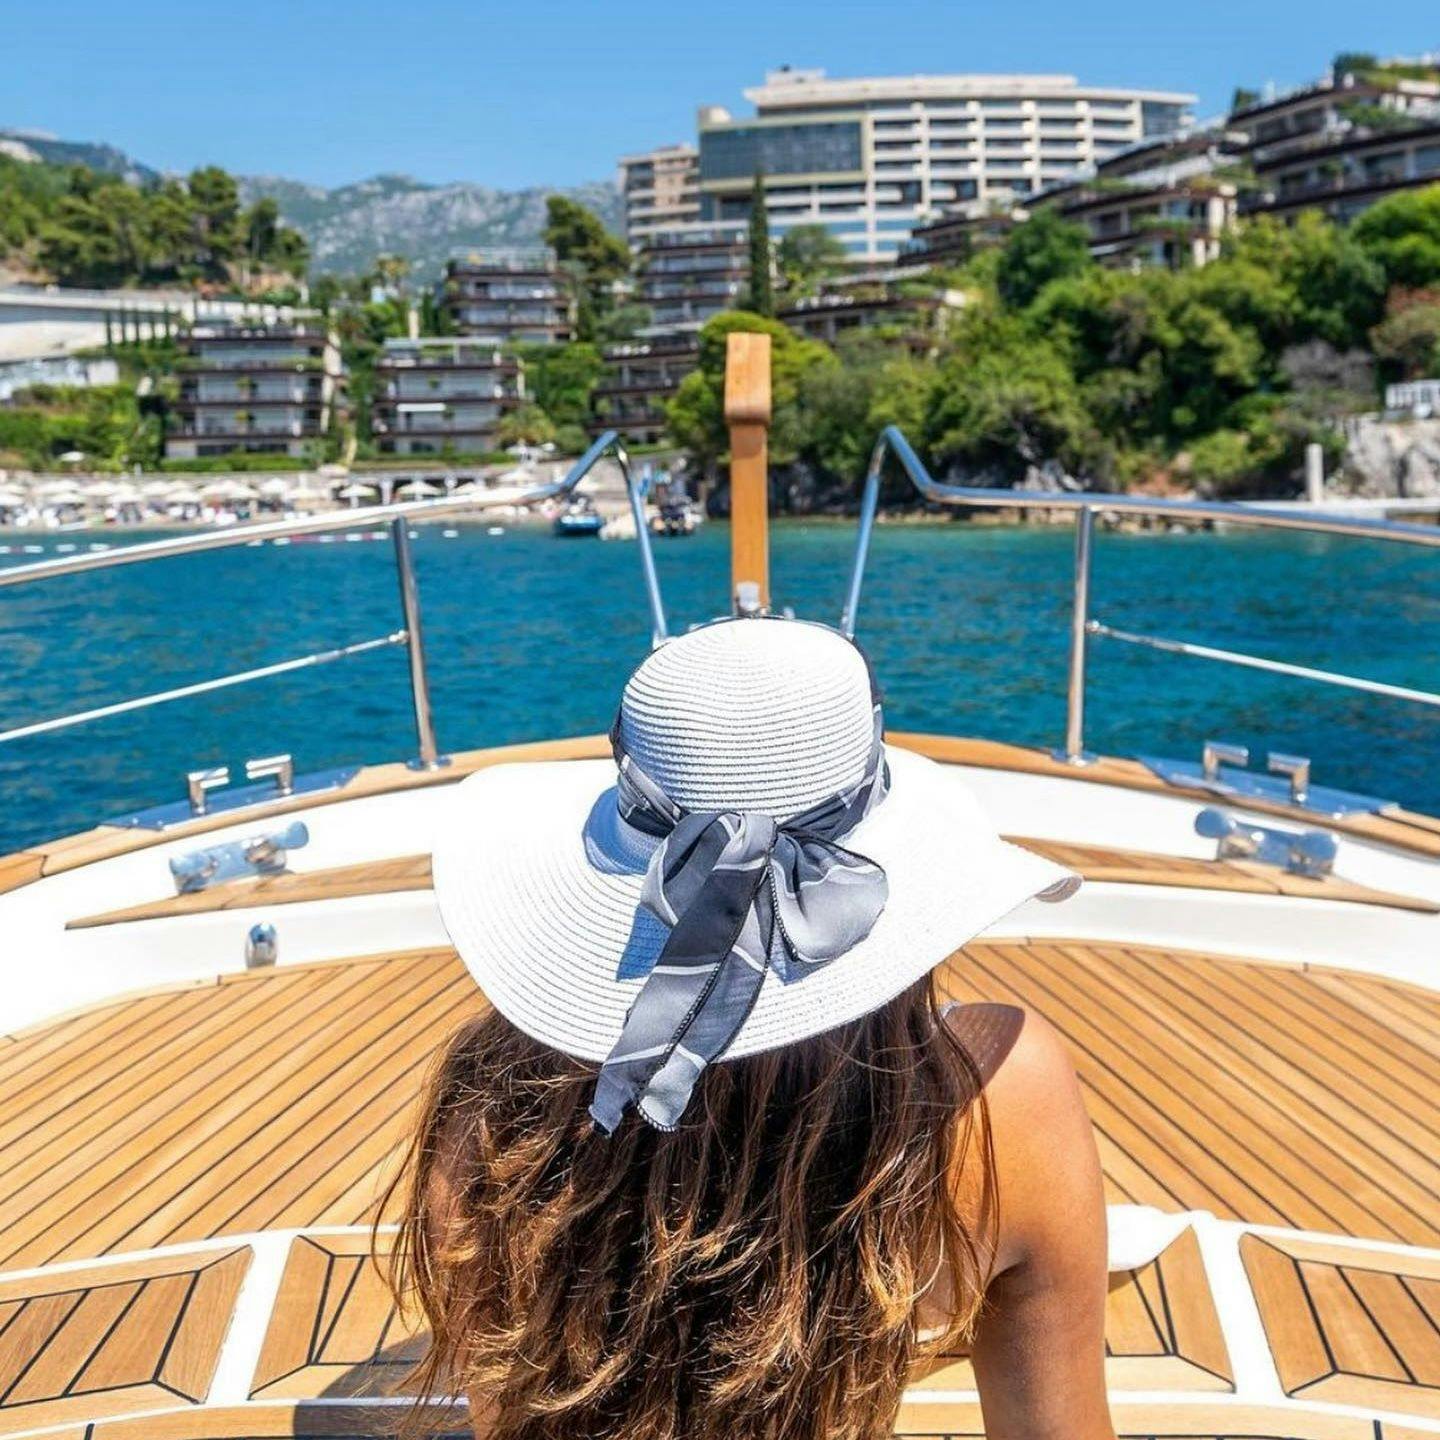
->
391 518 442 769
1061 506 1095 765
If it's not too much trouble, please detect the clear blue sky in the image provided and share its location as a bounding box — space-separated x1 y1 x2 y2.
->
2 0 1431 189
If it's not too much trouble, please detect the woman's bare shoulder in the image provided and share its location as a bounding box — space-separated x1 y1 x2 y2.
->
943 1002 1101 1274
943 1001 1076 1097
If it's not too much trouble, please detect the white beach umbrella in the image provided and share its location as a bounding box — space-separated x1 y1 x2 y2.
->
141 480 173 497
397 478 443 497
0 487 28 506
337 482 378 499
110 482 142 503
259 477 292 497
166 486 202 505
57 450 86 466
40 484 84 504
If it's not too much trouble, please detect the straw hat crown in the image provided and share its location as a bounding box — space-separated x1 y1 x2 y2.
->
618 621 876 820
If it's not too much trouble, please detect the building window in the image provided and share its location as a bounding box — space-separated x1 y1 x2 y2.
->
699 121 864 181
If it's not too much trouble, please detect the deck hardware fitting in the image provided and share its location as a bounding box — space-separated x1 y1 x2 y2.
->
1194 807 1337 877
1203 740 1249 783
1142 753 1392 820
244 753 294 797
170 820 310 893
186 766 230 816
106 763 360 831
1267 751 1311 806
245 922 278 968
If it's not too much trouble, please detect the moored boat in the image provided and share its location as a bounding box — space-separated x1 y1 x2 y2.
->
0 333 1437 1440
551 495 605 537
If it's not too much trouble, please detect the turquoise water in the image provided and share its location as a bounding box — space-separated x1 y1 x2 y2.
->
3 520 1439 853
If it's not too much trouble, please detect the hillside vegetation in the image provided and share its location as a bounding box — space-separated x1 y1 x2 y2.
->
667 191 1440 499
0 155 308 290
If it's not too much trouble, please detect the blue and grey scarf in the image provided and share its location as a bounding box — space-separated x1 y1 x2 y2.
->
589 648 891 1136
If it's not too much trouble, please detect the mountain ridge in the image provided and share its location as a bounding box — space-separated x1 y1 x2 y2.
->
0 127 623 280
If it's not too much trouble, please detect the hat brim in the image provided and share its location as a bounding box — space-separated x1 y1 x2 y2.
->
431 747 1079 1064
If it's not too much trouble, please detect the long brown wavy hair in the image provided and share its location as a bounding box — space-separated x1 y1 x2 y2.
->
386 975 995 1440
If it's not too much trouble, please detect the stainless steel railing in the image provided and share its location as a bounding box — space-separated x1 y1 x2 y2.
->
844 425 1440 764
0 430 669 769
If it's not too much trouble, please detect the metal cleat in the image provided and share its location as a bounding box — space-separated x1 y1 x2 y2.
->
1194 807 1337 878
169 820 310 894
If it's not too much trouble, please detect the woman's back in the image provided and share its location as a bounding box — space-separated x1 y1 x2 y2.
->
393 991 1113 1440
408 616 1109 1440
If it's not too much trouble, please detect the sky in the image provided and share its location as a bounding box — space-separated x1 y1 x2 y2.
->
1 0 1433 191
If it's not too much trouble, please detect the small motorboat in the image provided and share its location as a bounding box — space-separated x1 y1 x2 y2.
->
552 496 605 537
650 499 703 537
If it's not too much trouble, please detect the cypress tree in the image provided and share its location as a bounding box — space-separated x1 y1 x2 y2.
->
747 171 774 317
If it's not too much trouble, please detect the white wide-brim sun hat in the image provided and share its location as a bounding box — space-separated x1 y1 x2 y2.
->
433 618 1079 1065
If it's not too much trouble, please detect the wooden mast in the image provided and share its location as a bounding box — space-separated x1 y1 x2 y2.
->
723 330 772 612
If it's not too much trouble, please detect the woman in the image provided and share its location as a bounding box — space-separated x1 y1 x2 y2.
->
395 617 1114 1440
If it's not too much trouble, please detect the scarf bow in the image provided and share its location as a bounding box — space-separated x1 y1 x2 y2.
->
590 692 890 1135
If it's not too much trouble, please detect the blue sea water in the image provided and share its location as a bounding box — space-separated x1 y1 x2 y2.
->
2 519 1439 854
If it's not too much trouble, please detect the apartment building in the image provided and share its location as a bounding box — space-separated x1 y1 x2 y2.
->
166 321 344 460
1233 66 1440 223
694 68 1195 264
589 337 700 445
1036 129 1243 268
906 128 1242 271
439 248 573 344
635 223 750 332
778 280 966 351
370 337 524 457
619 143 701 247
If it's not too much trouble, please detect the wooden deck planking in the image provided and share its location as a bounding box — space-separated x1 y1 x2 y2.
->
921 1225 1231 1394
1040 943 1440 1234
17 1403 1409 1440
0 939 1435 1273
252 1234 423 1401
0 1249 248 1435
938 942 1440 1247
66 856 435 930
1010 837 1438 911
1242 1234 1440 1418
0 951 480 1269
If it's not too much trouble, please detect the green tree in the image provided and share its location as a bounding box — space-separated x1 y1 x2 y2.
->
1371 295 1440 377
544 194 630 341
746 173 775 317
995 208 1092 310
1352 185 1440 291
244 197 281 266
665 312 833 466
777 224 847 298
496 404 557 447
519 341 605 431
925 310 1106 481
794 332 930 486
1218 212 1385 350
187 166 241 271
370 252 411 295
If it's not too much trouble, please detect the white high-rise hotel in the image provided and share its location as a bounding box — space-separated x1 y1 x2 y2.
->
623 69 1196 264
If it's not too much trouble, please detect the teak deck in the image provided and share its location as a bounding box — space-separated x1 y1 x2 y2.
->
1 940 1436 1271
0 939 1437 1436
